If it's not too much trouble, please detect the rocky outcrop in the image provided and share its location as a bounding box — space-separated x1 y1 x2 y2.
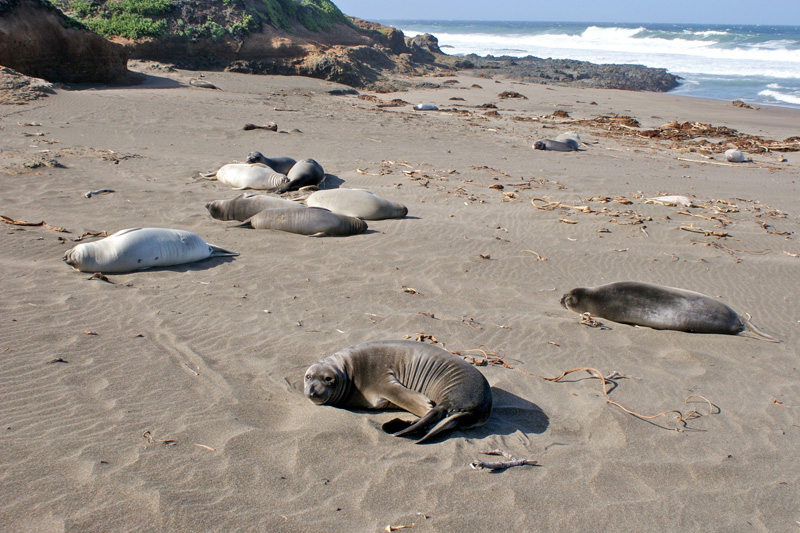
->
0 0 138 84
0 65 54 104
438 54 680 92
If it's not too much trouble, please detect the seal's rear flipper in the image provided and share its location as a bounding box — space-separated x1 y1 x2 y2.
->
741 313 781 342
381 418 415 435
389 407 471 444
208 245 239 257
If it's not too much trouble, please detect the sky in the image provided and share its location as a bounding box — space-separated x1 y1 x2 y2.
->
332 0 800 26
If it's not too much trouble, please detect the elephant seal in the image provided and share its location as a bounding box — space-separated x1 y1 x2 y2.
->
533 138 579 151
237 207 367 236
306 189 408 220
303 340 492 443
725 148 752 163
555 131 586 146
245 152 297 175
206 193 304 221
561 281 762 335
63 228 238 273
204 163 289 190
272 159 325 193
414 103 438 111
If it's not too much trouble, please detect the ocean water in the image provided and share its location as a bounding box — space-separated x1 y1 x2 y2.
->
382 20 800 109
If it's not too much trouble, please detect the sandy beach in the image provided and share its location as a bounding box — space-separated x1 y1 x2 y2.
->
2 64 799 531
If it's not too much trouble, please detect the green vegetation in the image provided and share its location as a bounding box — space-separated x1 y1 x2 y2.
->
49 0 352 41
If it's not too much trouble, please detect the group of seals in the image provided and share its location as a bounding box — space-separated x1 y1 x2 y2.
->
304 340 492 444
63 228 238 273
204 153 326 192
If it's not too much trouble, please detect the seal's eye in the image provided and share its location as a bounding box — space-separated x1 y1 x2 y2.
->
324 376 334 383
305 375 311 381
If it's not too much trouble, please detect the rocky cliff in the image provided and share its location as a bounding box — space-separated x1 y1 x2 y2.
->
1 0 680 92
0 0 138 84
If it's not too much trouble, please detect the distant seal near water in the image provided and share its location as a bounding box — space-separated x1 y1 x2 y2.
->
237 207 367 236
245 152 297 175
725 148 752 163
63 228 238 273
306 189 408 220
533 138 579 151
205 193 303 221
273 158 325 193
203 163 289 190
303 340 492 443
561 281 751 335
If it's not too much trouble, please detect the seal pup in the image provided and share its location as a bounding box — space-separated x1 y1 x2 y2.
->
206 193 304 221
245 152 297 175
272 159 325 193
203 163 289 190
725 148 752 163
414 103 438 111
63 228 238 273
533 138 579 151
304 340 492 443
561 281 775 338
237 207 367 236
645 195 694 207
306 189 408 220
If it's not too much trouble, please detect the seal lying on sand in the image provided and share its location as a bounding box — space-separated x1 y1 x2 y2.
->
725 148 752 163
63 228 238 273
533 138 579 151
245 152 297 175
272 159 325 193
206 193 303 221
304 340 492 443
203 163 289 190
561 281 776 339
306 189 408 220
237 207 367 236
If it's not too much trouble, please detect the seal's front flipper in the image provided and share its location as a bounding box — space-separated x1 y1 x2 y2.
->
208 244 239 257
380 377 434 417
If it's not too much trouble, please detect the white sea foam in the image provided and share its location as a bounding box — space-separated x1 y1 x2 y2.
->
758 89 800 105
404 25 800 79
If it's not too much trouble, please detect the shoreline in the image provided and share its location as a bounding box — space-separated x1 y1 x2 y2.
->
2 67 799 531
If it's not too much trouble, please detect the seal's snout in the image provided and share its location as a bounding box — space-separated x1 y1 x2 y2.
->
559 293 570 309
245 151 264 164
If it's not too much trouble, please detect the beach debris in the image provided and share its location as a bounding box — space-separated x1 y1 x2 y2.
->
142 431 153 443
540 367 716 431
521 249 547 261
731 100 753 109
86 273 112 283
1 215 69 232
645 195 693 207
680 224 729 238
579 312 609 329
194 444 216 451
559 218 578 224
759 221 791 236
401 286 419 295
84 188 115 198
725 148 752 163
413 103 438 111
83 330 98 335
454 346 534 375
498 91 527 99
385 524 414 532
47 357 68 364
470 449 538 471
328 88 359 96
531 198 592 213
242 122 278 131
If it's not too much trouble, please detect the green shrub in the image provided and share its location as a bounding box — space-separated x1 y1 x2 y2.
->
83 12 168 38
105 0 172 16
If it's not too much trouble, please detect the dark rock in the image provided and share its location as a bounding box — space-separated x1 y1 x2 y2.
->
0 0 140 84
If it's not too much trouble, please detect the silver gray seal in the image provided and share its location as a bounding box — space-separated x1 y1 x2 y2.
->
206 193 304 221
237 207 367 236
305 189 408 220
272 158 325 193
245 152 297 175
561 281 749 334
533 138 579 151
63 228 238 273
304 340 493 443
